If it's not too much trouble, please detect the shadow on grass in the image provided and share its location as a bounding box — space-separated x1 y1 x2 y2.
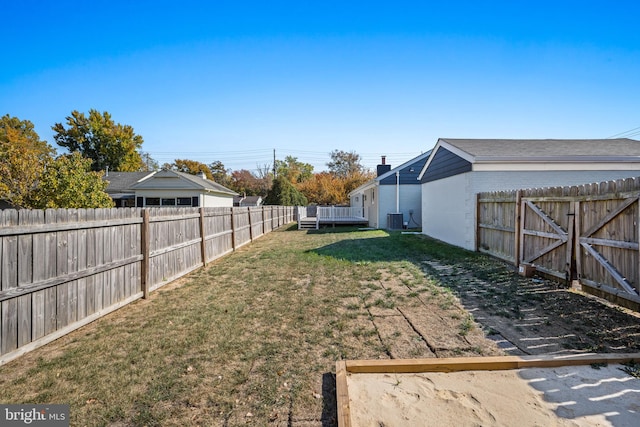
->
321 372 337 427
307 230 480 264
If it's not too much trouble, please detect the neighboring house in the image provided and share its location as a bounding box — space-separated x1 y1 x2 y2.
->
103 171 154 207
130 170 237 207
104 170 238 208
418 138 640 251
349 153 431 229
233 194 263 207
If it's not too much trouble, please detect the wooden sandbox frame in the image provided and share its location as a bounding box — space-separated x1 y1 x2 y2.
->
336 353 640 427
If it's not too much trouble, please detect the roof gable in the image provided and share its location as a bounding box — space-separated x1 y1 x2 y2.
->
379 151 431 185
349 152 431 195
131 170 238 195
419 146 472 183
103 171 154 193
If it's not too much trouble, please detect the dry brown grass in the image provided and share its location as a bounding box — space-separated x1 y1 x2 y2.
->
1 225 638 426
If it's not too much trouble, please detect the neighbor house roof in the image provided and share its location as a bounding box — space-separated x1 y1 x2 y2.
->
234 195 263 206
103 171 153 194
130 169 238 195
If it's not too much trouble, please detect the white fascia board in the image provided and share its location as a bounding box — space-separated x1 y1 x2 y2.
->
417 141 442 180
437 139 476 162
417 139 475 180
473 161 640 172
204 188 236 197
378 151 432 182
349 179 378 196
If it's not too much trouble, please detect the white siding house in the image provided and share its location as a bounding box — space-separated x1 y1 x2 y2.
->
129 170 237 207
349 153 430 229
418 138 640 250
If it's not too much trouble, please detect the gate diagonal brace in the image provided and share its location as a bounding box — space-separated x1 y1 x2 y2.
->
581 243 638 296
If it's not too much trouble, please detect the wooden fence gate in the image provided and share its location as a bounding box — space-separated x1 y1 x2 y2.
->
575 194 639 300
478 178 640 310
519 197 574 282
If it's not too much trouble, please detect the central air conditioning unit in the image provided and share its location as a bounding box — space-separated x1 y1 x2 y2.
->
387 213 404 230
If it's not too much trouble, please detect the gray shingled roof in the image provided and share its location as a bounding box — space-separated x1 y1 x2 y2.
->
103 172 153 194
173 170 238 195
129 170 238 195
441 138 640 160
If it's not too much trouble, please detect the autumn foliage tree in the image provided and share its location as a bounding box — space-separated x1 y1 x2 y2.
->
275 156 314 184
168 159 213 179
295 150 374 205
29 153 114 209
298 172 347 205
0 115 55 207
231 169 271 196
52 109 145 172
1 114 113 209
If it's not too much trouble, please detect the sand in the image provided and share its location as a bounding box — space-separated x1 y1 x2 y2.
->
346 364 640 426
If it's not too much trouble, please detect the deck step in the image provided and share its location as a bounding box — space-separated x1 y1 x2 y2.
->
298 218 318 230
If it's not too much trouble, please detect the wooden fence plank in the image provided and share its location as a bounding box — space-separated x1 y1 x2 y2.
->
0 205 296 364
141 209 150 298
67 209 79 327
55 209 69 330
17 210 35 348
43 210 57 335
31 210 46 341
1 210 19 353
76 209 87 320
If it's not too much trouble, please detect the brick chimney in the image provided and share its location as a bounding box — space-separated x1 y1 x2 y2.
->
377 155 391 177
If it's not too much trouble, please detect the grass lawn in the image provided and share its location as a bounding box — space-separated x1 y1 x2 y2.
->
2 224 638 426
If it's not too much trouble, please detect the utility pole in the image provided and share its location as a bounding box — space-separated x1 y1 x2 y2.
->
273 149 276 177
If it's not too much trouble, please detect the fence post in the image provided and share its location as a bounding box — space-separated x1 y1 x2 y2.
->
231 208 237 250
262 207 266 235
199 207 207 266
475 193 481 252
514 190 522 266
248 207 253 241
141 209 150 299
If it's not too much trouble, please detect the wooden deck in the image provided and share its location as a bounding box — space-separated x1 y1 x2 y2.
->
298 206 368 230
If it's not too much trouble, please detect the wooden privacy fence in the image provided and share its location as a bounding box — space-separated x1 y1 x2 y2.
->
0 205 296 365
477 177 640 310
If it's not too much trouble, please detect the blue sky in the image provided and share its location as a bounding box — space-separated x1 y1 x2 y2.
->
2 1 639 172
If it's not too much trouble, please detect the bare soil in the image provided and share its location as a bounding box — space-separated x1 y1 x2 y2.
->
422 257 640 357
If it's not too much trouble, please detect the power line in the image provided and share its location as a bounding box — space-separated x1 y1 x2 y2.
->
146 147 423 172
606 126 640 139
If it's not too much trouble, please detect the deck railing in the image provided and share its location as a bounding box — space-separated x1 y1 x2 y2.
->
317 206 365 220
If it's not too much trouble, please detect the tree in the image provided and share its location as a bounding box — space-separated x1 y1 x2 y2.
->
326 149 366 178
230 169 270 196
275 156 313 184
209 160 232 187
343 169 375 196
298 172 346 205
28 152 114 209
52 109 144 172
170 159 213 179
140 151 160 171
0 115 55 208
264 175 308 206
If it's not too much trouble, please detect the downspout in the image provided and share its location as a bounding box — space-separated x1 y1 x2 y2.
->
395 171 400 213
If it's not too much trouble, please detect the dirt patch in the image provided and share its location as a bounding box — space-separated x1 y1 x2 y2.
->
421 258 640 356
